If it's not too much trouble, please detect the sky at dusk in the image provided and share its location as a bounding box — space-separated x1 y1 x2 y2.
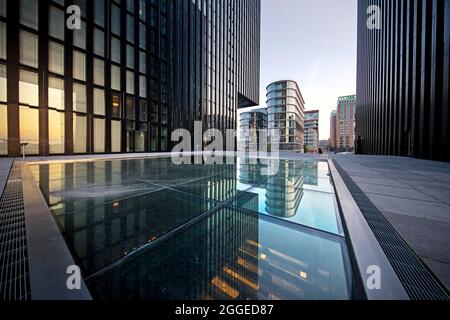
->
239 0 358 141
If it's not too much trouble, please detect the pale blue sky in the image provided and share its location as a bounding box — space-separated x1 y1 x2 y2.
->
240 0 358 140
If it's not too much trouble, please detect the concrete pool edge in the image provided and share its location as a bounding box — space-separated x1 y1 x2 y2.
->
327 159 409 300
18 161 92 300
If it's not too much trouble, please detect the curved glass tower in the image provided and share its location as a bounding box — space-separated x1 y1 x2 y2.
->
239 108 267 152
266 80 305 152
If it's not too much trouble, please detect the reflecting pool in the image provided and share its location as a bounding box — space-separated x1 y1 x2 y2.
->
29 157 357 300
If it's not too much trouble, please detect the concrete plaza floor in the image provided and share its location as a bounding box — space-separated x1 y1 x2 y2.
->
332 154 450 291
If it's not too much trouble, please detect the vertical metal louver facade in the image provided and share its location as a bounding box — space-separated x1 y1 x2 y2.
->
356 0 450 162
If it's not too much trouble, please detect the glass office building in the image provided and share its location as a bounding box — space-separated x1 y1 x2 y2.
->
0 0 260 156
239 108 267 151
266 80 305 152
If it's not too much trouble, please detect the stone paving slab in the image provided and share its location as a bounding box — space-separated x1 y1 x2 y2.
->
333 155 450 292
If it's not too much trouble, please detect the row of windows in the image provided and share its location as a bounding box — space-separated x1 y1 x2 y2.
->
0 103 124 155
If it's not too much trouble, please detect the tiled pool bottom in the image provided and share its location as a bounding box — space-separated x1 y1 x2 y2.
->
28 157 357 300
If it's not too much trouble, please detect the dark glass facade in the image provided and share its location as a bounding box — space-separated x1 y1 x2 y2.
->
0 0 260 156
356 0 450 162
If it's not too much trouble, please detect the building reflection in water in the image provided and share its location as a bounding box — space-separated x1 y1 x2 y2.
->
29 157 353 300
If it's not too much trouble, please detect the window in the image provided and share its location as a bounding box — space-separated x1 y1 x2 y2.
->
0 22 6 60
0 64 5 102
48 77 64 110
19 106 39 155
139 0 146 21
111 93 121 118
48 109 65 154
0 104 7 155
73 83 86 113
73 114 86 153
126 97 134 120
139 100 147 121
126 0 134 13
20 30 38 68
73 20 86 49
49 41 64 75
139 76 146 98
111 120 121 152
139 23 146 49
126 15 134 43
111 5 121 36
93 58 104 86
111 65 121 91
94 29 105 57
139 51 146 73
126 71 134 94
73 51 86 81
19 69 39 106
0 0 6 18
111 37 121 63
94 118 105 153
126 45 134 68
49 6 64 40
20 0 38 30
94 0 105 27
135 132 145 152
93 88 105 116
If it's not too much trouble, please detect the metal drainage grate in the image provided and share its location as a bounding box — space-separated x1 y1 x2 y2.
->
333 160 450 301
0 179 31 300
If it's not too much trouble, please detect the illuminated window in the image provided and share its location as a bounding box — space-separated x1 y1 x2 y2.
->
126 96 134 120
48 76 64 110
94 88 105 116
48 109 65 154
20 30 38 68
94 118 105 153
111 93 121 118
19 69 39 107
19 106 39 155
111 120 121 152
73 114 86 153
0 104 7 155
49 41 64 75
73 83 86 113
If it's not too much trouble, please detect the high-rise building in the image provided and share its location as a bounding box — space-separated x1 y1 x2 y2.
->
304 110 319 153
239 108 267 151
336 95 356 152
266 80 305 152
0 0 260 156
329 110 337 150
356 0 450 162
